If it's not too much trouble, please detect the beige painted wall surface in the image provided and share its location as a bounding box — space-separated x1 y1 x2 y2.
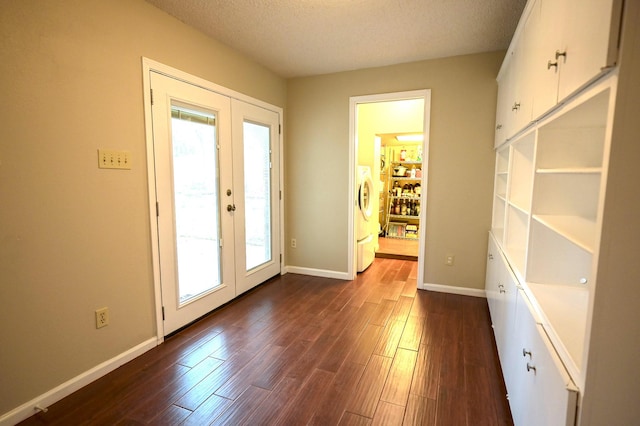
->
286 52 501 286
0 0 285 415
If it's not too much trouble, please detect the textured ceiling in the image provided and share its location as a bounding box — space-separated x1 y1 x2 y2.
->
145 0 526 78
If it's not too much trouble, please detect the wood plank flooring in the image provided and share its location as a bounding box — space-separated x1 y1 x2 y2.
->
376 237 419 260
19 258 512 425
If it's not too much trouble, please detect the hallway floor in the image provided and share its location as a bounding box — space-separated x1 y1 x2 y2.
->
19 259 511 425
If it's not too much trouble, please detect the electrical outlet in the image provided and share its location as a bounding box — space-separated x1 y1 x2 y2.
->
291 238 297 248
98 149 131 170
95 307 109 328
445 255 455 266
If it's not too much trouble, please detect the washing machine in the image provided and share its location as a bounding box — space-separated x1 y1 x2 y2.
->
356 166 375 272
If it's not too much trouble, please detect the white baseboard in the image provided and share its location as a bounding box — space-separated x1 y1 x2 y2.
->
284 265 350 281
0 337 158 426
420 282 486 298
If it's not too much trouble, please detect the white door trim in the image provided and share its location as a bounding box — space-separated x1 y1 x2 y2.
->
348 90 432 283
142 58 284 342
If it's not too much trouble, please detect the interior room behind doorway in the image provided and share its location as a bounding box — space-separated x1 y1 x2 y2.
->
356 99 424 261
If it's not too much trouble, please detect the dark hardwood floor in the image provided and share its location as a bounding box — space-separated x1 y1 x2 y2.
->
19 258 512 425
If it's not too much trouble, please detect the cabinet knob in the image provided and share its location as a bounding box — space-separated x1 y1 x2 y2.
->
547 60 558 70
522 348 532 358
526 363 537 374
227 204 236 212
555 50 567 60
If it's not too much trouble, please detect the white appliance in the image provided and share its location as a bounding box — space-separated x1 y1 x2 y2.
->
356 166 375 272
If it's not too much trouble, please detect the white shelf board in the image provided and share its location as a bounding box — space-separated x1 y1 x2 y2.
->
532 214 596 253
526 282 590 384
508 200 530 215
536 167 602 174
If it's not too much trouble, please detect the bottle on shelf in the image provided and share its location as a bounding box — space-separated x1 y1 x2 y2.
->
393 180 400 196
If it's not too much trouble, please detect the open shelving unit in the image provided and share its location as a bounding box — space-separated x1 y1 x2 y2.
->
384 160 423 240
490 80 614 388
524 87 611 378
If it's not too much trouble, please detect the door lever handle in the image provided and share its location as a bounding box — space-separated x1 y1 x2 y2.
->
227 204 236 212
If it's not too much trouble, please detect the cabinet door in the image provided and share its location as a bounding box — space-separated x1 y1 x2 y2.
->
497 262 519 392
508 289 578 426
495 51 515 147
530 0 563 119
485 234 518 369
485 233 502 325
511 5 538 133
557 0 620 100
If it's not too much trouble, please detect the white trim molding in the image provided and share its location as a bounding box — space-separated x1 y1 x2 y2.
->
284 265 351 281
421 282 486 298
348 90 431 283
0 338 157 426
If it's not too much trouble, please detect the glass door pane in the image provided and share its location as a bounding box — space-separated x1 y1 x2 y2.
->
243 121 272 271
171 106 221 305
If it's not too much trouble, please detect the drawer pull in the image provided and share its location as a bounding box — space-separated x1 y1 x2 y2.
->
555 50 567 60
512 102 521 111
526 363 537 373
547 60 558 70
498 284 506 294
522 348 532 358
488 253 494 260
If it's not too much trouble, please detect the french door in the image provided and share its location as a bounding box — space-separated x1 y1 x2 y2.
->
231 100 281 294
149 72 280 335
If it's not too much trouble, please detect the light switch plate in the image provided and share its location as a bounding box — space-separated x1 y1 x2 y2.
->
98 149 131 169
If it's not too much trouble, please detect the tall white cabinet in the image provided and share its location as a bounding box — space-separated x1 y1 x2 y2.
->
487 0 640 424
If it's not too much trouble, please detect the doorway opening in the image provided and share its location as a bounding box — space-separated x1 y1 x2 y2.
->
348 90 431 282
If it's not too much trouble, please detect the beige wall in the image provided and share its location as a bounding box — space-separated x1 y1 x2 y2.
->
285 52 502 286
0 0 285 415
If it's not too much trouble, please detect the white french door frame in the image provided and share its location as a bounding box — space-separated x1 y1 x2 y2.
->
142 58 284 343
348 90 431 284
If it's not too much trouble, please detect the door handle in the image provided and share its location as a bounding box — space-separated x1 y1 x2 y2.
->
227 204 236 212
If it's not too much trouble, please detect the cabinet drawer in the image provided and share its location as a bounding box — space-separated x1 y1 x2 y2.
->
509 290 578 426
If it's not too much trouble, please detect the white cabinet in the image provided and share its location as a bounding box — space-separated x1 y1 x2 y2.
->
555 0 622 102
507 289 578 426
485 233 519 391
494 8 536 146
495 0 622 147
485 234 518 355
530 0 621 118
489 75 614 413
487 235 579 426
490 1 640 424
